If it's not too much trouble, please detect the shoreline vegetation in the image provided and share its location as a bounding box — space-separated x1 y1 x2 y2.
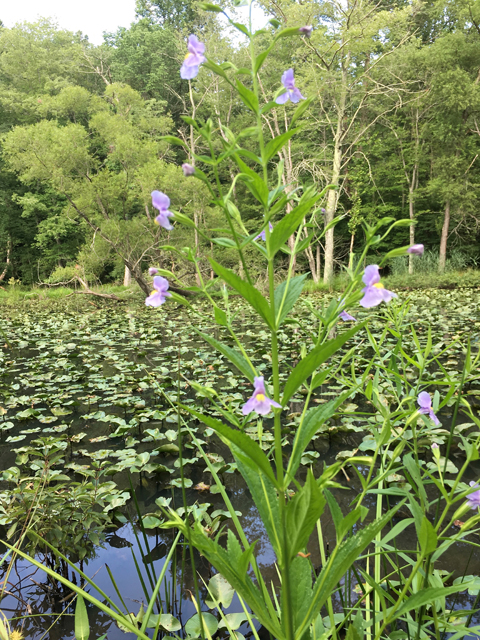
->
0 268 479 306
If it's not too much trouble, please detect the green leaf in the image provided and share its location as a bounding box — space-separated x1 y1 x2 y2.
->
287 393 349 480
198 2 224 11
218 613 248 630
181 406 278 487
161 135 188 147
419 517 437 556
285 469 325 560
282 322 366 405
236 80 258 113
212 237 237 248
234 157 269 205
235 455 282 561
263 129 300 162
290 97 313 128
296 504 402 638
205 573 235 609
75 594 90 640
213 306 229 327
146 614 181 631
209 259 273 329
274 274 307 328
394 584 475 620
185 613 219 638
194 329 254 381
269 195 319 257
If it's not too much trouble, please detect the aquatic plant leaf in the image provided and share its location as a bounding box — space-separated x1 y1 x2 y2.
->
185 612 218 638
146 614 181 631
75 594 90 640
205 573 235 609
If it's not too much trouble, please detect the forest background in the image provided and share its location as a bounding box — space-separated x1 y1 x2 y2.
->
1 0 480 293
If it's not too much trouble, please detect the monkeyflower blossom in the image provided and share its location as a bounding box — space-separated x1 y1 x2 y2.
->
152 191 174 230
467 482 480 510
182 163 195 176
148 267 159 276
407 244 424 255
145 276 171 307
417 391 440 426
431 443 439 449
360 265 397 308
180 35 206 80
275 69 305 105
255 222 273 241
299 26 313 37
242 376 281 416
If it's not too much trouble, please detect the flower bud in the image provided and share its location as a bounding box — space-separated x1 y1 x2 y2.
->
149 267 159 276
182 163 195 176
299 26 313 37
407 244 424 255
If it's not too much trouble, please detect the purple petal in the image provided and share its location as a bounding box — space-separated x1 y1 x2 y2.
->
155 212 174 230
188 34 206 56
149 267 159 276
429 409 440 426
145 290 169 307
467 482 480 509
253 376 266 395
255 230 266 241
151 190 170 211
180 62 199 79
281 68 295 90
417 392 432 410
359 286 384 308
362 265 380 287
340 310 356 322
290 87 306 103
275 91 290 105
153 275 170 293
242 397 258 415
379 287 397 303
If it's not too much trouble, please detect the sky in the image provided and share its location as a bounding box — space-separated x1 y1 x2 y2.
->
0 0 137 45
0 0 267 45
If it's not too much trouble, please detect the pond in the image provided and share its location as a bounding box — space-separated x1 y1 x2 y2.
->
1 288 480 639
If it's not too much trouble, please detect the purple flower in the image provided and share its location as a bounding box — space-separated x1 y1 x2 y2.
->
242 376 282 416
359 265 397 308
321 208 326 214
145 276 171 307
417 391 440 426
299 25 313 37
152 191 174 230
149 267 159 276
182 163 195 176
275 69 305 105
180 35 206 80
340 310 356 322
431 443 439 449
407 244 424 255
467 481 480 509
255 222 273 241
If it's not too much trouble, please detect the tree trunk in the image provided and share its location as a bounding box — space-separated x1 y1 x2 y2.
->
0 238 11 283
408 185 415 275
438 201 450 273
323 56 348 284
123 265 131 286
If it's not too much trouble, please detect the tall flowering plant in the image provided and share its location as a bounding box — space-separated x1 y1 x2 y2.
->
141 4 480 640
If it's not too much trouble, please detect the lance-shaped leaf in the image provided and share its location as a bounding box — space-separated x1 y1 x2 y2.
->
193 329 254 382
282 322 366 405
209 259 274 329
263 128 300 163
75 594 90 640
296 504 403 639
285 469 325 561
274 274 307 328
269 194 320 257
181 407 278 487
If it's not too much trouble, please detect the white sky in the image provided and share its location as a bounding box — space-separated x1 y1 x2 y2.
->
0 0 267 46
0 0 137 44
